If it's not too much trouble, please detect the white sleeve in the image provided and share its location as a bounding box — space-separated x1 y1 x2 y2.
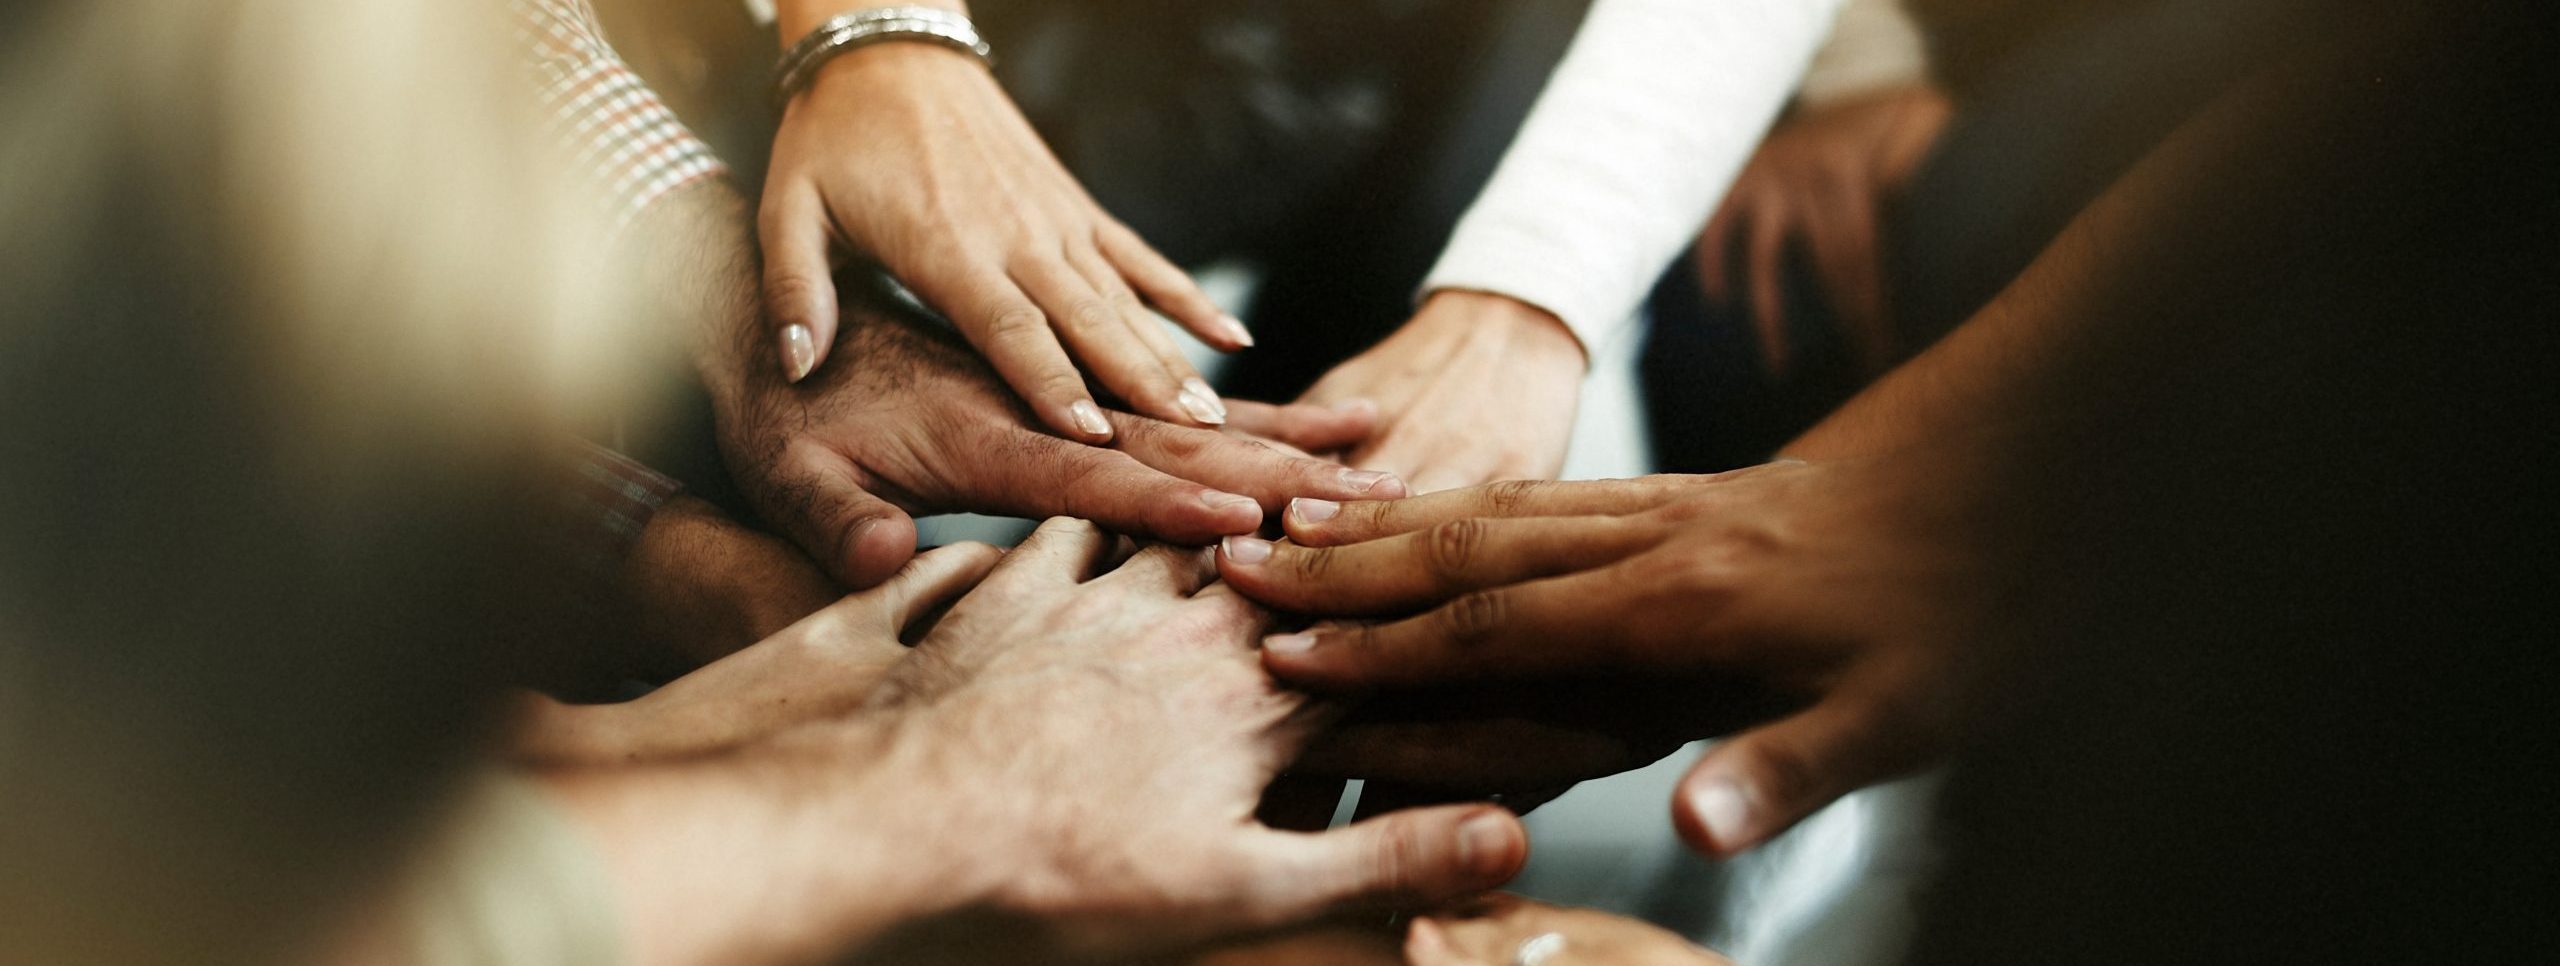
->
1422 0 1846 352
1796 0 1929 108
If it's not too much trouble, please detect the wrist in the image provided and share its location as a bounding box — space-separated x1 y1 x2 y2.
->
542 716 1002 965
773 1 969 50
1419 289 1590 374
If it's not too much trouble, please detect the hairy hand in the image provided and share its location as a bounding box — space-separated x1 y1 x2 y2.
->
760 41 1248 437
866 519 1531 953
1217 456 2021 855
1300 291 1586 495
713 274 1403 588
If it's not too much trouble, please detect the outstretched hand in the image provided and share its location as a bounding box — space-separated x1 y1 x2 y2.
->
1217 457 2022 855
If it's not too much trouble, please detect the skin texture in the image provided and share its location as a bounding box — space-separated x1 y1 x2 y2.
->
759 5 1246 438
1219 458 2019 857
509 543 1001 766
1405 895 1731 966
1698 85 1952 376
542 520 1532 966
613 495 845 673
710 284 1406 589
1299 290 1589 495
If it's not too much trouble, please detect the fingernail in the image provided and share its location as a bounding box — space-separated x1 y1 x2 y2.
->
1182 378 1228 416
1221 313 1256 347
1200 490 1259 512
1690 779 1752 851
780 324 817 382
1178 384 1227 426
1458 811 1516 877
1069 400 1112 439
1219 535 1273 565
1339 469 1398 494
1263 632 1317 655
1288 497 1340 524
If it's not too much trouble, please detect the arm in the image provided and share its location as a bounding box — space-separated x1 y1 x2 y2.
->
1299 0 1846 492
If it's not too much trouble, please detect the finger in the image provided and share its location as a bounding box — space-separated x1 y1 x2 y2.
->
867 541 1006 631
758 188 841 383
1748 197 1794 376
1225 398 1379 454
1011 256 1201 427
1069 243 1230 428
1096 219 1252 350
1259 565 1649 690
763 454 919 589
1242 805 1527 925
1806 184 1894 373
1671 684 1928 857
1109 413 1409 512
971 431 1267 541
1284 477 1688 547
1218 514 1656 615
986 516 1114 586
926 262 1113 443
1099 541 1219 596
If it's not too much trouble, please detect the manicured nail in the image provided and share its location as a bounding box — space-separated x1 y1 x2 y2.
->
780 324 817 382
1178 383 1227 426
1220 313 1255 347
1263 632 1317 655
1288 497 1340 524
1458 811 1516 876
1200 490 1259 512
1069 400 1112 439
1182 378 1228 417
1690 779 1751 850
1339 469 1397 494
1220 535 1273 565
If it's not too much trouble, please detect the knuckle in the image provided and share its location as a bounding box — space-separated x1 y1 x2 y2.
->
1421 518 1487 580
981 305 1050 343
1054 298 1120 339
1440 589 1510 645
1480 479 1543 516
1286 545 1336 585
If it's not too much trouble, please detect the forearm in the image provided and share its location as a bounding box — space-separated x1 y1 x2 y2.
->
537 719 999 965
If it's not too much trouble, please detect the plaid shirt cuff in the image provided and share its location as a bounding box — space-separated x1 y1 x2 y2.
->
550 440 683 608
514 0 729 236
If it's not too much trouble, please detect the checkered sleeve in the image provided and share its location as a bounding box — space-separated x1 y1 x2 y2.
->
513 0 729 236
548 440 684 612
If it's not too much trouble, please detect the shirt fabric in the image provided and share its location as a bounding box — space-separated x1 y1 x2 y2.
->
1420 0 1849 353
514 0 729 235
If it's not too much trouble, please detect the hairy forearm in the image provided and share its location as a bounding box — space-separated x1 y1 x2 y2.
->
537 719 1000 965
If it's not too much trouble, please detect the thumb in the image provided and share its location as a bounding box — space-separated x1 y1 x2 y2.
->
1671 691 1918 857
1245 805 1527 926
771 458 918 589
758 188 840 383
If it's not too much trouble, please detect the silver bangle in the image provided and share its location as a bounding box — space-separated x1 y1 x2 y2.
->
773 6 993 108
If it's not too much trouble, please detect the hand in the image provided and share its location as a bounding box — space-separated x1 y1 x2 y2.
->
872 519 1533 953
510 543 1000 766
617 495 845 675
759 35 1249 438
1216 455 2023 856
1405 895 1731 966
1698 85 1951 375
710 276 1405 588
1300 291 1587 494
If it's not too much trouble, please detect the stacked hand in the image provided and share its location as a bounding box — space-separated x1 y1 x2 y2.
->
1300 291 1588 495
1218 456 2022 855
709 269 1402 589
760 31 1248 438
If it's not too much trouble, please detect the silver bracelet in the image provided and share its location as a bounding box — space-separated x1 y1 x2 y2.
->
772 6 993 108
